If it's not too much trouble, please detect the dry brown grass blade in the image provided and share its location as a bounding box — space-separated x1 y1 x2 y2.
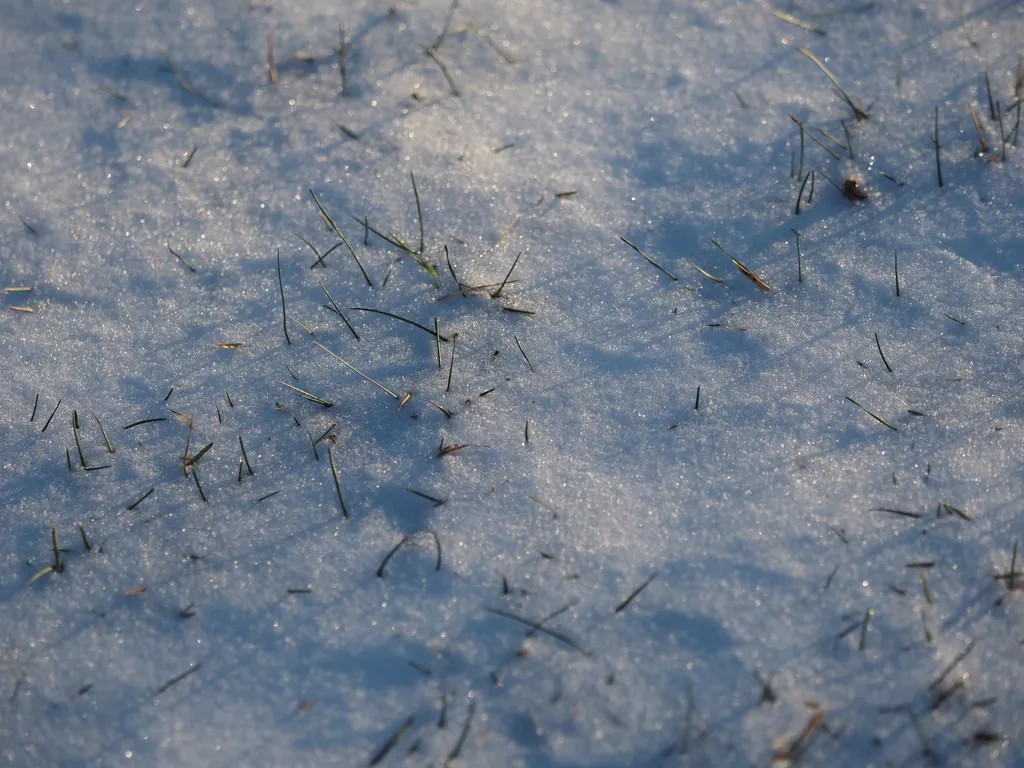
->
731 257 771 291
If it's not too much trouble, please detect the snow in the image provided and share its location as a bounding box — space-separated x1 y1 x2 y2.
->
1 0 1023 765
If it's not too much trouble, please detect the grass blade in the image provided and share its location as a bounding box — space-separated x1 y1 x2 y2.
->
319 282 359 339
311 339 398 399
327 445 348 518
845 396 898 431
619 236 677 281
796 48 868 120
277 249 290 345
349 307 449 341
309 189 373 286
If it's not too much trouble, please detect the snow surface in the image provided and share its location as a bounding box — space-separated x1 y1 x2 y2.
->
1 0 1023 765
